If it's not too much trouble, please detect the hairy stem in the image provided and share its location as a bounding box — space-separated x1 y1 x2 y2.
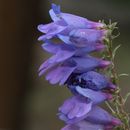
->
104 24 130 130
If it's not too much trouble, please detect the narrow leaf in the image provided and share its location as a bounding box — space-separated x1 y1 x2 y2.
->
112 44 121 59
124 92 130 103
118 73 129 77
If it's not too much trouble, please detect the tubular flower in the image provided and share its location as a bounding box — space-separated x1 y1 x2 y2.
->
38 3 121 130
59 97 120 126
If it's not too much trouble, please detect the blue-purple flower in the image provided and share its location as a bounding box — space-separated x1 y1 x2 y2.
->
38 3 107 47
39 56 110 85
58 96 120 126
41 40 105 57
38 3 121 130
49 3 104 29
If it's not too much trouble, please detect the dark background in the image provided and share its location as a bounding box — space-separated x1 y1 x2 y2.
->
0 0 130 130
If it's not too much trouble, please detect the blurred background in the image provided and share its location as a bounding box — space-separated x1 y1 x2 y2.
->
0 0 130 130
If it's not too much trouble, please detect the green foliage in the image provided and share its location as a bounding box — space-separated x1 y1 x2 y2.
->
102 20 130 130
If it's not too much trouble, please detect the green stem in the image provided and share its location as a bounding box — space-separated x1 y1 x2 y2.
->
105 28 130 130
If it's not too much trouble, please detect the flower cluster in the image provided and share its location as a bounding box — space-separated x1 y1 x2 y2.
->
38 3 121 130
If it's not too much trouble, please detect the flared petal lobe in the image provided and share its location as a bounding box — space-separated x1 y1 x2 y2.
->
59 96 92 124
38 23 67 41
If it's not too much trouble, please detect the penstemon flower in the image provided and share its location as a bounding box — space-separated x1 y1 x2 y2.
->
37 3 130 130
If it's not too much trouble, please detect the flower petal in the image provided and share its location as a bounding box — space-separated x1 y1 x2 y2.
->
49 7 104 29
41 41 61 54
76 86 112 104
69 29 106 47
48 44 76 63
49 9 61 21
38 23 67 41
46 65 76 85
75 43 105 55
76 71 109 90
59 96 92 123
70 56 110 73
51 3 61 14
